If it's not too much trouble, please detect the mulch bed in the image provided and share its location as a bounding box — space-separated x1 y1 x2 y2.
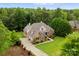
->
0 45 29 56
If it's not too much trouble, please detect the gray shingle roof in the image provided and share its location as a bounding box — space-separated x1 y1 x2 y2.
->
23 22 54 42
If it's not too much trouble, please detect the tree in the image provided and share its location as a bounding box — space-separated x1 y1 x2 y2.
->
50 17 72 37
0 21 21 53
67 10 76 21
0 8 79 32
2 8 29 31
0 21 11 52
73 9 79 20
61 32 79 56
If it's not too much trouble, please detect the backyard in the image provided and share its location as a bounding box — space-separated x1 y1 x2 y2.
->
36 37 66 56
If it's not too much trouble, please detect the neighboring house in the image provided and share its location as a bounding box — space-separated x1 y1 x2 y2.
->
69 20 79 29
23 21 54 44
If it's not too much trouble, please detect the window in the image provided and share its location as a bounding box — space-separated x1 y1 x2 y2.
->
29 39 30 40
40 26 46 32
45 32 47 35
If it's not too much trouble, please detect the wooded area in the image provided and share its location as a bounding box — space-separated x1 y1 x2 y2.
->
0 8 79 31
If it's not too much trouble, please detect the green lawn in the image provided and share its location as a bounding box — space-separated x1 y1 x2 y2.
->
36 37 67 56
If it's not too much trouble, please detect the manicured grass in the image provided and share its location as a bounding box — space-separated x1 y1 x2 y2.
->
36 37 67 56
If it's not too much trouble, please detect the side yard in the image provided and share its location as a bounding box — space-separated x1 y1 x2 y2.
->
36 37 67 56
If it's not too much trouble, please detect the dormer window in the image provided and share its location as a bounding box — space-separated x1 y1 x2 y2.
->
40 26 46 32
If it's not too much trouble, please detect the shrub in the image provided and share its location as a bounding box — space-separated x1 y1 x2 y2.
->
50 17 72 37
0 21 21 53
66 32 79 40
10 30 21 46
61 32 79 56
0 21 11 52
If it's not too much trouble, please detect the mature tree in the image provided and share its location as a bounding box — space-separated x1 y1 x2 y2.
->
67 10 76 21
53 8 68 20
61 32 79 56
0 8 79 32
50 17 72 37
73 9 79 20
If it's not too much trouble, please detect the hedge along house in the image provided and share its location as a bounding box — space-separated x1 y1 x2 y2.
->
23 21 54 44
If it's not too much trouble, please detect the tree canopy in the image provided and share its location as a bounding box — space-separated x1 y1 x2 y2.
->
0 8 79 31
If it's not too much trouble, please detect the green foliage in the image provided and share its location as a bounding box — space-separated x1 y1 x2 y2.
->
10 31 21 45
73 9 79 20
2 8 29 31
67 32 79 40
0 21 22 53
1 8 53 31
61 32 79 56
67 13 76 21
53 8 67 19
50 17 72 37
0 8 79 31
0 21 11 52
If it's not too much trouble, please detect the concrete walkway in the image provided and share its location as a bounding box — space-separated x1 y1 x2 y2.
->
20 38 48 56
36 39 54 46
